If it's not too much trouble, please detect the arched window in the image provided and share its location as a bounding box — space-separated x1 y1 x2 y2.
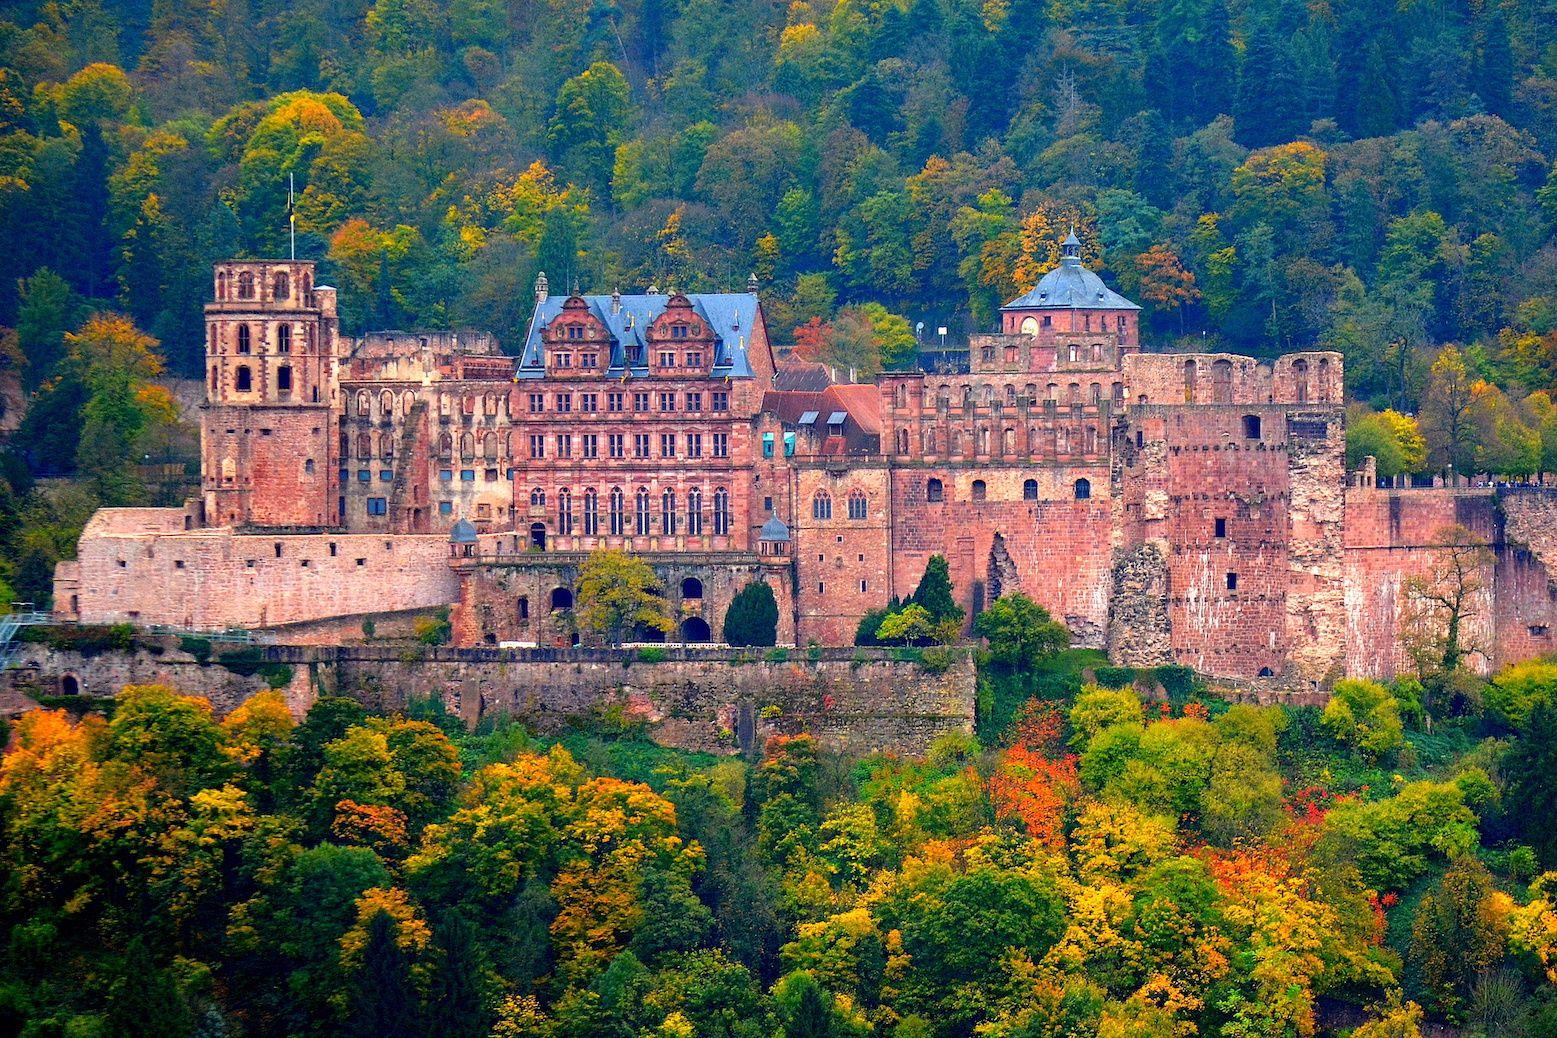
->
1074 478 1091 500
1212 359 1233 403
483 433 498 459
713 487 732 535
1023 478 1038 500
962 385 973 408
274 271 290 300
438 432 453 458
529 487 546 508
277 365 292 393
1068 344 1078 363
812 490 832 520
235 365 252 392
583 488 599 535
237 325 251 354
485 393 497 415
380 390 393 416
237 271 254 299
550 586 573 610
277 325 291 353
848 490 868 520
1002 427 1014 453
460 433 474 459
936 386 950 410
1085 426 1097 453
1020 316 1038 334
1293 359 1310 403
1091 342 1102 362
1025 383 1037 405
896 428 909 454
977 426 990 453
682 577 703 599
894 383 908 407
1057 427 1069 453
304 458 315 475
217 271 230 300
687 487 703 535
1068 383 1080 405
557 488 573 534
1090 382 1102 404
517 597 529 621
403 389 416 412
1317 358 1332 402
1184 359 1197 403
611 487 626 536
1112 382 1124 406
1005 384 1016 406
926 429 937 454
1047 382 1058 403
982 384 994 406
635 489 652 536
662 488 677 535
971 478 987 501
927 478 944 502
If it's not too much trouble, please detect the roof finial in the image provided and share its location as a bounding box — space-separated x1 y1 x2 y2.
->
747 271 760 294
534 270 549 303
1061 226 1081 262
610 285 622 315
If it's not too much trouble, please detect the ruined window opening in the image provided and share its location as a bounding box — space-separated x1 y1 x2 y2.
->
1214 517 1226 538
1242 415 1262 439
927 478 944 502
1023 479 1038 500
1074 478 1091 500
1226 572 1238 590
972 479 987 501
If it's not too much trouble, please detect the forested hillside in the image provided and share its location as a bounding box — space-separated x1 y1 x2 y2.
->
8 654 1557 1037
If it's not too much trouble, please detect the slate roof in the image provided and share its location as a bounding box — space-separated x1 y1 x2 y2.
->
517 293 761 379
759 515 791 542
1001 254 1141 312
449 518 478 543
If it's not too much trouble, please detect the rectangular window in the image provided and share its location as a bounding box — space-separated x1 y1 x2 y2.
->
439 501 453 515
582 434 599 459
762 432 774 458
1226 572 1238 590
713 391 729 412
685 351 703 367
556 434 572 458
686 392 702 412
339 468 349 484
608 434 625 459
634 433 650 458
580 352 597 367
713 433 729 458
783 432 796 457
460 469 476 481
659 350 676 367
608 391 625 413
659 391 676 412
581 393 598 413
687 433 702 458
554 352 572 367
529 393 545 413
1214 517 1227 538
357 469 371 483
556 393 572 413
633 391 650 412
366 497 387 516
529 434 545 459
439 469 453 481
379 470 393 482
660 433 677 458
484 468 498 482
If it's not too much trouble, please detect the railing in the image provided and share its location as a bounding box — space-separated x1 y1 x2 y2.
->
0 606 52 669
143 625 264 645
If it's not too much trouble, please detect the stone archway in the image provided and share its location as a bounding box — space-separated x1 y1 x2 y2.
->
681 616 712 643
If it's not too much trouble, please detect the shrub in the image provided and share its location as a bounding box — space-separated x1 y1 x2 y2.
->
1093 666 1136 689
1322 678 1405 760
919 646 957 674
414 609 452 646
178 636 212 662
972 593 1069 670
764 647 789 663
636 646 667 663
1069 683 1145 749
724 581 779 647
1485 660 1557 730
854 607 891 646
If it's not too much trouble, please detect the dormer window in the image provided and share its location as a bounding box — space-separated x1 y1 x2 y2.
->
671 323 688 339
566 325 583 340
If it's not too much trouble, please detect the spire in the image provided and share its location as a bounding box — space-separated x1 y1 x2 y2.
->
610 286 622 315
747 271 760 294
534 271 549 303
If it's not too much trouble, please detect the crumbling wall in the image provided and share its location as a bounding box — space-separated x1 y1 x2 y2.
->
1108 543 1173 666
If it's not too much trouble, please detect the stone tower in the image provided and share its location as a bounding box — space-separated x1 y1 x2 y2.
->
201 260 341 528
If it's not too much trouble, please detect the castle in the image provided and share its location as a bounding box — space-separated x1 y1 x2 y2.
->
51 237 1557 691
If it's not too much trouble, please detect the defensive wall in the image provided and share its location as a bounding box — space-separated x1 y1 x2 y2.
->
3 641 974 757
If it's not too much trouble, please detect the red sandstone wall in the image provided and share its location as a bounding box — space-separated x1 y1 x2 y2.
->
69 509 457 630
792 463 893 645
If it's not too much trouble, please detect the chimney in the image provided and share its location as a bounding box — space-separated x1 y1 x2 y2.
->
534 271 549 303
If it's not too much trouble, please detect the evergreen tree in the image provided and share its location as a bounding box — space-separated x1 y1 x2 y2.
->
911 555 963 627
723 580 779 647
1508 701 1557 865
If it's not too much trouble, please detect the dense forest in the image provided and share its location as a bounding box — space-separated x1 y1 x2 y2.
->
9 636 1557 1037
3 0 1557 602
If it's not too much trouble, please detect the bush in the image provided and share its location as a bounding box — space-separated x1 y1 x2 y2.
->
1153 665 1198 700
919 646 957 674
1323 678 1405 760
1485 660 1557 730
636 646 667 663
1069 684 1146 749
178 636 212 663
414 609 452 646
973 593 1069 670
1093 666 1136 689
215 646 293 688
764 647 789 663
20 623 136 655
723 581 779 647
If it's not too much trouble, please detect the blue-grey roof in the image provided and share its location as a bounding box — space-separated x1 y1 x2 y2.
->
1001 255 1140 312
449 518 478 543
759 515 790 542
517 293 762 379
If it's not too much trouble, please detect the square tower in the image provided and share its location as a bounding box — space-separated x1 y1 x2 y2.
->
202 260 341 528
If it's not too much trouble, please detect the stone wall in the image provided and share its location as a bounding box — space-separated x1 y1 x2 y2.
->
57 509 458 630
5 643 973 757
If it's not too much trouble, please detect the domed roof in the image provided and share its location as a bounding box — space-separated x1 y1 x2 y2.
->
759 514 791 542
1000 235 1140 313
449 518 478 543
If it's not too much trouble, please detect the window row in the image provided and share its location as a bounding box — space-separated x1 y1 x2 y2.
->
217 269 309 302
529 486 735 537
927 381 1124 410
219 363 297 396
810 489 870 521
523 431 730 460
923 477 1090 502
896 424 1103 456
213 322 307 356
525 389 730 414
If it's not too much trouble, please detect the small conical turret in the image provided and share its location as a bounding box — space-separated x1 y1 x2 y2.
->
534 271 549 303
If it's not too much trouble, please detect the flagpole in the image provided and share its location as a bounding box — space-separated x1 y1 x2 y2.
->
288 173 296 261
